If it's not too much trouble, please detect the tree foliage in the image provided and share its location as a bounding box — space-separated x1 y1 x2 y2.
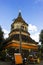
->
0 26 4 50
39 30 43 59
39 30 43 44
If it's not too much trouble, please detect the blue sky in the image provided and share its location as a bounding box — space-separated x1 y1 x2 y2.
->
0 0 43 42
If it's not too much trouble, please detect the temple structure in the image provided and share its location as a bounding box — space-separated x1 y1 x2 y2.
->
3 12 38 58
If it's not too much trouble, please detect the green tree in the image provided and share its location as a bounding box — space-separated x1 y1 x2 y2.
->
39 30 43 59
0 26 4 50
39 30 43 44
0 26 5 60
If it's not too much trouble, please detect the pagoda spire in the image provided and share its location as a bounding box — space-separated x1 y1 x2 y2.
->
18 10 22 17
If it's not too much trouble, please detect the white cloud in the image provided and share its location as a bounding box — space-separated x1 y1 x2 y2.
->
3 29 10 38
28 24 39 42
30 32 39 42
29 24 37 32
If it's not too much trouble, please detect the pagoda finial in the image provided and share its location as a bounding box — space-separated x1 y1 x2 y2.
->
18 10 22 17
19 10 21 12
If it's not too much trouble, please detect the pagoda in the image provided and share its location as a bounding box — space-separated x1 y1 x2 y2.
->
3 12 38 58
